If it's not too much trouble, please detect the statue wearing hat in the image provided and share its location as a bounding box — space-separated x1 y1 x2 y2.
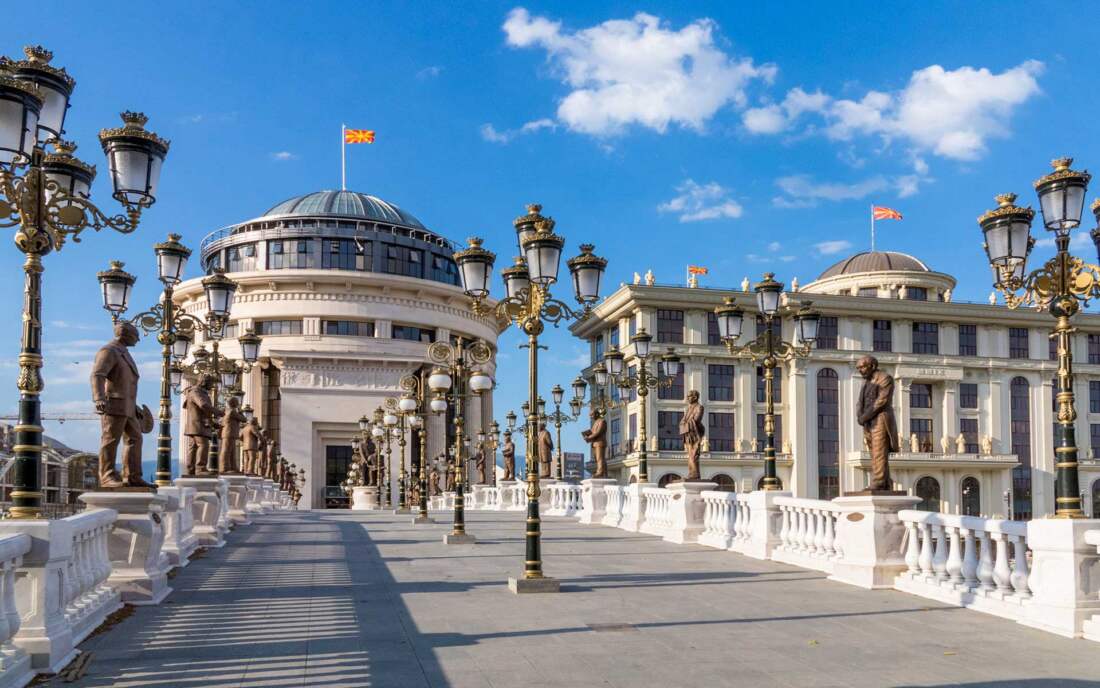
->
90 321 154 488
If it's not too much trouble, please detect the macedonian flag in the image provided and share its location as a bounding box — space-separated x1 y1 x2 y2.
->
345 129 376 144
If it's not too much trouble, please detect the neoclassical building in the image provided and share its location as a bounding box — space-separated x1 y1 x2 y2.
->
571 250 1100 519
173 190 502 509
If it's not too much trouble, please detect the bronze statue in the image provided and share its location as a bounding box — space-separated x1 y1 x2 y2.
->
183 377 215 476
265 439 277 479
429 463 441 495
680 389 705 480
444 454 455 492
582 407 608 478
856 355 900 492
501 431 515 480
537 423 553 479
241 418 261 474
219 396 247 473
90 321 154 488
475 445 488 485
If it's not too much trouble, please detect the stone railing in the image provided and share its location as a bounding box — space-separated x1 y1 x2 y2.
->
0 533 32 688
698 491 738 550
545 484 582 517
894 511 1031 621
1084 530 1100 642
639 488 672 537
61 509 122 645
480 487 501 511
771 497 843 574
501 483 526 511
728 493 754 553
601 485 625 528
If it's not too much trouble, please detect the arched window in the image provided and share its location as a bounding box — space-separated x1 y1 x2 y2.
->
711 473 735 492
658 473 682 488
961 476 981 516
816 368 839 499
628 474 638 484
1010 377 1032 519
915 476 940 512
1090 479 1100 519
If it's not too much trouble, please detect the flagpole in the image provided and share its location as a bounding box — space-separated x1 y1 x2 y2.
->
870 205 876 252
341 123 347 191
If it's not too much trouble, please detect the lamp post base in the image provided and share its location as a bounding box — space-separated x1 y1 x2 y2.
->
411 515 435 525
508 576 560 594
390 508 410 515
443 532 476 545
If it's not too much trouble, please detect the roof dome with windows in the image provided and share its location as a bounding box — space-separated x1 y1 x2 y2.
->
802 249 955 300
261 190 426 229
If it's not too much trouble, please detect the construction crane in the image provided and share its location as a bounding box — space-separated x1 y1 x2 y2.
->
0 413 99 424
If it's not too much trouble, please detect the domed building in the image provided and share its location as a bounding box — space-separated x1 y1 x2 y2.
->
173 190 503 509
571 248 1100 519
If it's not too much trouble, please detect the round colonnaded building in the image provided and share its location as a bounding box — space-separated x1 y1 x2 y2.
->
173 190 503 509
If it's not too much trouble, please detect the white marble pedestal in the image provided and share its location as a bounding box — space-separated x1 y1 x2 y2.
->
1021 518 1100 638
261 479 277 512
578 478 618 525
222 474 253 526
158 486 198 567
537 478 558 507
618 482 650 532
663 481 717 544
214 478 231 535
829 493 920 589
351 486 379 510
79 491 172 605
174 478 226 548
245 477 264 514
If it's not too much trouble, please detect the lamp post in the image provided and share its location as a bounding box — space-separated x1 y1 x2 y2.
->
598 329 681 483
400 370 441 523
0 46 169 517
980 157 1100 518
425 338 493 545
381 402 399 508
454 203 607 590
544 384 581 480
714 274 820 490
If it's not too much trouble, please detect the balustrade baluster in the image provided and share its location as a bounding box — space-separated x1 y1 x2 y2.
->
945 526 963 585
960 528 978 588
976 531 995 591
993 533 1012 593
932 524 949 581
904 521 920 573
918 522 934 578
1009 535 1030 598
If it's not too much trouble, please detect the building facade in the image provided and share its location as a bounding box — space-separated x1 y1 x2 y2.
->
174 190 502 509
571 251 1100 519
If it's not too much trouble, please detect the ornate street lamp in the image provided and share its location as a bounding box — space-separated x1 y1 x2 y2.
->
454 203 607 592
980 158 1099 518
545 383 581 480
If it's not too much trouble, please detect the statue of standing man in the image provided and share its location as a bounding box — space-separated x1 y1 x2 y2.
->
183 376 215 476
856 355 900 492
90 321 154 488
219 396 247 473
537 423 553 479
241 417 261 474
501 431 515 481
680 389 705 481
582 408 608 478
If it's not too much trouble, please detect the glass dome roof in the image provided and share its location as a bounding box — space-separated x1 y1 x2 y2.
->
261 190 426 229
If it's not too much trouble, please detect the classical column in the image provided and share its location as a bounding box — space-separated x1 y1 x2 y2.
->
787 360 812 498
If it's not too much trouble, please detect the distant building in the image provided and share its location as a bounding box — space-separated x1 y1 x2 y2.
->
571 250 1100 519
0 423 96 516
175 190 503 509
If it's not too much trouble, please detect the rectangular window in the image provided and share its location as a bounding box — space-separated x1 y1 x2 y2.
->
857 287 878 298
1049 335 1058 361
431 255 459 284
873 320 892 352
657 368 684 400
267 239 313 269
610 418 622 455
1091 424 1100 458
594 335 605 363
321 238 370 271
255 319 302 336
321 320 374 336
1009 327 1030 359
325 445 353 499
755 414 783 449
392 325 434 343
816 316 838 350
656 309 684 344
609 327 619 348
628 315 637 338
223 322 239 340
707 312 721 346
629 413 637 450
905 287 928 301
1090 381 1100 414
756 315 781 340
1089 335 1100 364
959 383 978 409
707 364 735 402
959 324 978 356
226 243 258 272
384 244 423 277
756 366 782 403
910 383 932 408
657 411 684 450
960 418 979 454
912 322 939 354
708 412 735 452
910 418 933 452
626 365 637 401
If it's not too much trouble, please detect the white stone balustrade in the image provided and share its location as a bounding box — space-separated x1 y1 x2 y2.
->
618 484 648 532
223 475 252 525
245 478 264 514
79 492 172 606
1084 529 1100 643
174 477 225 548
545 484 582 517
0 533 32 688
697 491 738 550
771 497 843 574
600 485 625 528
499 482 526 511
480 487 501 511
639 488 673 537
59 509 121 644
728 493 754 552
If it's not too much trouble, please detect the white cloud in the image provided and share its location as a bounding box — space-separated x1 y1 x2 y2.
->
417 65 443 79
746 62 1043 161
773 174 889 208
50 320 99 331
658 179 743 222
746 253 796 263
815 240 852 255
270 151 298 161
502 8 776 136
1034 232 1092 250
480 118 557 144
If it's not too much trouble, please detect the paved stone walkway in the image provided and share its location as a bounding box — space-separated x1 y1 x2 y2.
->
56 510 1100 688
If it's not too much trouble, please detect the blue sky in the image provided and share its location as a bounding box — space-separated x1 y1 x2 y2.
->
3 1 1099 471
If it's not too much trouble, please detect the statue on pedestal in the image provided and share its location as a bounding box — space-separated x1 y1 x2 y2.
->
680 389 705 480
582 408 608 478
241 418 261 474
856 355 899 492
980 435 993 455
219 397 247 473
956 433 967 454
444 455 455 492
183 376 215 476
909 433 920 453
940 435 951 455
476 445 488 484
429 463 441 495
90 321 154 488
265 439 277 479
537 423 553 479
501 431 515 480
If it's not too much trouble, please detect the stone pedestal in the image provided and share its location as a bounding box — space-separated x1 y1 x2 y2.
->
214 478 231 535
79 491 172 605
663 481 717 544
162 486 198 566
222 475 252 526
351 486 379 510
738 490 791 559
578 478 618 525
828 494 920 589
508 576 560 594
175 478 226 548
1020 518 1100 638
245 477 264 514
538 478 558 507
443 531 476 545
619 482 650 532
260 479 276 512
471 484 495 510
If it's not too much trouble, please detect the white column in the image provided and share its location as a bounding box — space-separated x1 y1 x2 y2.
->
788 360 812 498
1034 377 1055 517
